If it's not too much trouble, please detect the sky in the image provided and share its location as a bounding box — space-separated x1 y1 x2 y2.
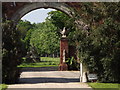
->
21 8 56 24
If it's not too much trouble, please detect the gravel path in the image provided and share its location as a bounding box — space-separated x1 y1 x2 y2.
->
7 67 92 89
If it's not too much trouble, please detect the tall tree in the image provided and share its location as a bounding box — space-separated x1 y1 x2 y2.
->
47 10 76 45
30 20 59 56
2 20 24 83
17 20 36 51
73 2 120 82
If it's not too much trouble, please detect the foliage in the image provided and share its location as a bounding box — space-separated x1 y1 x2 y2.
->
73 2 120 82
47 10 80 70
17 20 35 50
2 20 24 83
47 11 71 30
17 20 35 39
47 11 76 45
66 57 79 70
3 2 120 83
30 20 59 55
17 20 41 63
24 28 34 50
18 57 59 67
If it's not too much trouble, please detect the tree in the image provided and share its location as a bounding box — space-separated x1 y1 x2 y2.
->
30 20 60 56
47 10 77 45
17 20 36 50
2 20 24 83
73 2 120 82
47 11 70 30
17 20 35 40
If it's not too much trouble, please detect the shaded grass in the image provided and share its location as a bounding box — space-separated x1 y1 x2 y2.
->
0 84 7 90
18 57 60 67
88 83 120 90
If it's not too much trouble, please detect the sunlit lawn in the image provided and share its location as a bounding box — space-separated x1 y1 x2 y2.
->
0 84 7 90
18 57 60 67
88 83 120 90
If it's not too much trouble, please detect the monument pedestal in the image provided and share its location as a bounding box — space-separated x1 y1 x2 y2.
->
59 37 68 71
59 63 68 71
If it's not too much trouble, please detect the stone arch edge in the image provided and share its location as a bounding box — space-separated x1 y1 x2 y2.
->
11 2 75 23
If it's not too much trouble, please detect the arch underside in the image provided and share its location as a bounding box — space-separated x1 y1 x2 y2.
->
11 2 87 30
11 2 75 22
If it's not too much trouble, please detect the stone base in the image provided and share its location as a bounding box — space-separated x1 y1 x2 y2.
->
58 63 68 71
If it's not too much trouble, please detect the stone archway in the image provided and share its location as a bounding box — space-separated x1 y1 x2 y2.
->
2 2 91 85
8 2 76 71
3 2 88 71
11 2 75 23
3 2 87 30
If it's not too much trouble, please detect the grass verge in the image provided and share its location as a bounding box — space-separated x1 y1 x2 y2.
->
18 57 60 67
0 84 7 90
88 83 120 90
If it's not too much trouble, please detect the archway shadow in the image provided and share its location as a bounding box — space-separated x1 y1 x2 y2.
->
20 66 58 72
19 77 80 84
19 66 80 84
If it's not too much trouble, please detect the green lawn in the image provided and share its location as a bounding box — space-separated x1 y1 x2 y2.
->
0 84 7 90
88 83 120 90
18 57 60 67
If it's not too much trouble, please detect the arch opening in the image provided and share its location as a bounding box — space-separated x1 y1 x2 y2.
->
17 9 75 71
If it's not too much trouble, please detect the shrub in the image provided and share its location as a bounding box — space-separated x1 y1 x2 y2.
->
78 18 120 82
2 20 24 83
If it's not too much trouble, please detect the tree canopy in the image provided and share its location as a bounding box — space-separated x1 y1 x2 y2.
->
30 20 60 55
73 2 120 82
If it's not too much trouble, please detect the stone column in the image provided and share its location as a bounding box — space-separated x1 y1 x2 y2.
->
59 37 68 71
